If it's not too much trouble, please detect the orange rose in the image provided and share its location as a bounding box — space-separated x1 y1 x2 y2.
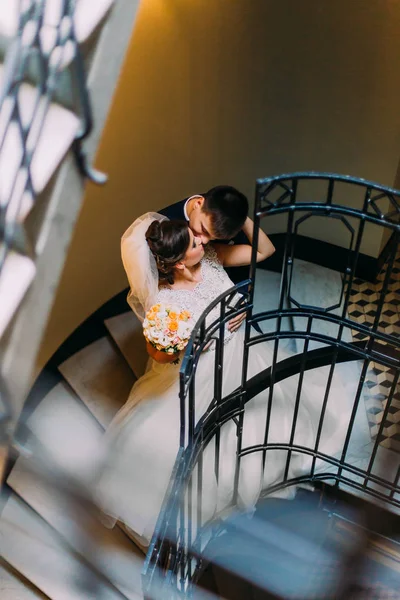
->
179 310 191 321
169 320 179 332
148 304 160 318
168 311 178 320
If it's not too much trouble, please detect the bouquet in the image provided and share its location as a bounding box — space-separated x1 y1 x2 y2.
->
143 303 193 362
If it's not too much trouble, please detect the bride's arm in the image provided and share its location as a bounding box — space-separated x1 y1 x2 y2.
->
213 217 275 267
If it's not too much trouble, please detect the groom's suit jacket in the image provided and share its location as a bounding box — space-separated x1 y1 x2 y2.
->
159 196 250 286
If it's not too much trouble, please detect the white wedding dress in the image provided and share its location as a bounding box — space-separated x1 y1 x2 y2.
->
96 245 352 547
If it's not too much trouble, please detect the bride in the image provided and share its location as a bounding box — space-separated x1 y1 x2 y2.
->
96 212 350 550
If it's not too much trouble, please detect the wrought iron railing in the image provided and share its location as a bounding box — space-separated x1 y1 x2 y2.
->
0 0 105 272
0 0 107 451
142 173 400 598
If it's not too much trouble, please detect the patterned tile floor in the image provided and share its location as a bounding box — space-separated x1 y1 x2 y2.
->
347 247 400 452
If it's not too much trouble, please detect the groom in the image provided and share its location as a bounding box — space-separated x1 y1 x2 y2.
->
159 185 258 332
159 185 251 285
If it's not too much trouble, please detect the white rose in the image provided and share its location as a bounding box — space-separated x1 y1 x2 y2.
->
179 322 191 338
159 335 169 347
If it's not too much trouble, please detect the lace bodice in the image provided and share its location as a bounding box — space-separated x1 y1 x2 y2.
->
157 245 241 345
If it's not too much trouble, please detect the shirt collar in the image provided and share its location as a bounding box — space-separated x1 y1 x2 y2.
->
184 195 202 221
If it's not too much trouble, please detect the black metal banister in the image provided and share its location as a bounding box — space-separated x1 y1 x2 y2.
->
256 170 400 196
143 172 400 598
195 339 389 443
248 313 399 359
258 202 400 228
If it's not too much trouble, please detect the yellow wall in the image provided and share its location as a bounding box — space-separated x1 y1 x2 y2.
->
37 0 400 369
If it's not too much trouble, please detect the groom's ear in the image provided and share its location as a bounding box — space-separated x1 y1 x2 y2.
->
194 196 205 211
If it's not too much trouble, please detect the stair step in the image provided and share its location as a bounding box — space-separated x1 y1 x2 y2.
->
7 456 144 599
199 495 347 599
0 494 142 600
24 381 103 479
253 268 295 353
104 312 148 380
199 491 400 599
72 0 115 44
286 260 373 464
0 251 36 338
0 69 80 196
0 0 115 58
0 560 47 599
288 259 352 351
0 0 115 43
58 336 135 428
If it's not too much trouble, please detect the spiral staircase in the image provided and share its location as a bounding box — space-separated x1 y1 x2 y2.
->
0 173 398 598
0 4 400 600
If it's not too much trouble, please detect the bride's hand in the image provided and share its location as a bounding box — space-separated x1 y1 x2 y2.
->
146 342 180 364
228 311 246 332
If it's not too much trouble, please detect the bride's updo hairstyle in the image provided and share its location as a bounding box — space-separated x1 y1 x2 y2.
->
146 219 190 285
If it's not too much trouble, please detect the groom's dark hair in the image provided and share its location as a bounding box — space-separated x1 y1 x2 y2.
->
202 185 248 239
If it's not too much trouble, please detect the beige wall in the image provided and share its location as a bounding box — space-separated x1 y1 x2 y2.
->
37 0 400 369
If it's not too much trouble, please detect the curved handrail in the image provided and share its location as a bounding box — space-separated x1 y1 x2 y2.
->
255 172 400 231
196 339 396 442
249 308 399 349
256 171 400 195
